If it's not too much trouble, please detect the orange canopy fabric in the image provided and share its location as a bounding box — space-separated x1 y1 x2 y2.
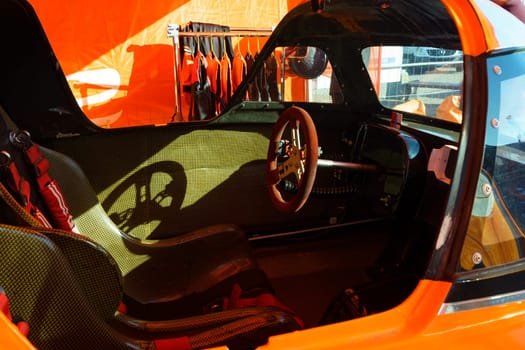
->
28 0 304 128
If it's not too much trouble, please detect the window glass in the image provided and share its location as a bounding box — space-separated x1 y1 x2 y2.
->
245 46 342 104
459 50 525 271
70 44 340 127
362 46 463 123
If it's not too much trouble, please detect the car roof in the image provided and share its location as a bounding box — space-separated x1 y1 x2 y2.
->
274 0 459 48
272 0 525 54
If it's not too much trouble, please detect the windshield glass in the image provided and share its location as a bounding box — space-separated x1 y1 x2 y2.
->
362 46 463 123
459 49 525 271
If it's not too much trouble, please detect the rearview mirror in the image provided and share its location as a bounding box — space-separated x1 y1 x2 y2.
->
287 46 328 79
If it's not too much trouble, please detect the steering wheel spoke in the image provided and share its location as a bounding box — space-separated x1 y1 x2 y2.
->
290 122 302 148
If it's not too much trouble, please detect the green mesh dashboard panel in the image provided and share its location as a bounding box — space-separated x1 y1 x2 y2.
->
49 124 298 240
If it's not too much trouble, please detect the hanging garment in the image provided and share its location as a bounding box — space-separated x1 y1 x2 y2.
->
179 49 196 121
245 52 260 101
190 51 215 120
206 52 221 116
178 22 234 120
231 53 247 97
255 53 270 101
219 53 232 111
265 53 280 101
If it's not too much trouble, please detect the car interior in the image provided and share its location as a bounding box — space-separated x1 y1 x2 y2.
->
0 0 467 348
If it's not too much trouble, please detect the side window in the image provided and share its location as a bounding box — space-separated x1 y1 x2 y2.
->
459 50 525 271
242 46 342 104
67 43 340 128
275 46 342 104
362 46 463 123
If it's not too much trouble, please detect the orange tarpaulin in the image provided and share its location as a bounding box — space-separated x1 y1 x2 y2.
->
28 0 304 128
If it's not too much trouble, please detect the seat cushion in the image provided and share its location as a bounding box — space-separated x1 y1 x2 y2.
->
123 268 270 320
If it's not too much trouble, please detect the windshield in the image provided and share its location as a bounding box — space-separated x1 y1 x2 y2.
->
362 46 463 123
459 49 525 271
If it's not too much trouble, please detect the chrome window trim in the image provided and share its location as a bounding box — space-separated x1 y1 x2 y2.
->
439 288 525 314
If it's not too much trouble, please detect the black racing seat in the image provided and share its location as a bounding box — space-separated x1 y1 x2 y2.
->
0 106 302 348
0 224 301 349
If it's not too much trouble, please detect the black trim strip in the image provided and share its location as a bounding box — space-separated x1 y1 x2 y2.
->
445 262 525 304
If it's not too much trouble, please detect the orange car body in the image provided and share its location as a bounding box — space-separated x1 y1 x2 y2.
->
2 0 525 348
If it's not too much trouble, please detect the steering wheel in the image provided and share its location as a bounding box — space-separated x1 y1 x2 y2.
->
266 106 318 213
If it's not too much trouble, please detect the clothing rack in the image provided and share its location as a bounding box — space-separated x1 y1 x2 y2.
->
167 24 273 121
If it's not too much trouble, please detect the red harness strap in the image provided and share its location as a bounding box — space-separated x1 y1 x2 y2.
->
223 284 305 329
153 336 191 350
0 288 30 337
0 150 52 228
0 130 78 232
22 143 78 232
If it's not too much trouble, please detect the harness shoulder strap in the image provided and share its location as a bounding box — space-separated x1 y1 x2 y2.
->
23 141 77 232
0 130 77 232
0 151 52 228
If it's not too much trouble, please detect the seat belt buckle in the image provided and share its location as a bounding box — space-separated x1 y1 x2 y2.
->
9 130 32 150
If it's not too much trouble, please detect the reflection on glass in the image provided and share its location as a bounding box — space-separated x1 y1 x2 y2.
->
460 50 525 271
362 45 463 123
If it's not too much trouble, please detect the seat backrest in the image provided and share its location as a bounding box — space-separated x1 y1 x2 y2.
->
0 225 138 350
0 104 163 289
0 106 126 317
37 227 123 319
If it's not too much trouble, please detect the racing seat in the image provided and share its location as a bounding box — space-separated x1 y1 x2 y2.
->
0 106 302 347
0 224 300 349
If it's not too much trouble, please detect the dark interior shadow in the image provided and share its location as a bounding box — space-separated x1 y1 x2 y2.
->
102 157 354 240
102 161 187 236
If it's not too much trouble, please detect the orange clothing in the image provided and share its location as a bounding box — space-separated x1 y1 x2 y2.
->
219 53 232 110
231 53 247 93
179 50 198 121
206 52 221 116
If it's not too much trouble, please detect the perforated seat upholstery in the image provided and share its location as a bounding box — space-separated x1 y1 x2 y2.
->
0 225 301 349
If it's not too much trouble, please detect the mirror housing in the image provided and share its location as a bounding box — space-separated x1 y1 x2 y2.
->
287 46 328 79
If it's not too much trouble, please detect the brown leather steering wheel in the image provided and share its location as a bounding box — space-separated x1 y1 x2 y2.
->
266 106 318 213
